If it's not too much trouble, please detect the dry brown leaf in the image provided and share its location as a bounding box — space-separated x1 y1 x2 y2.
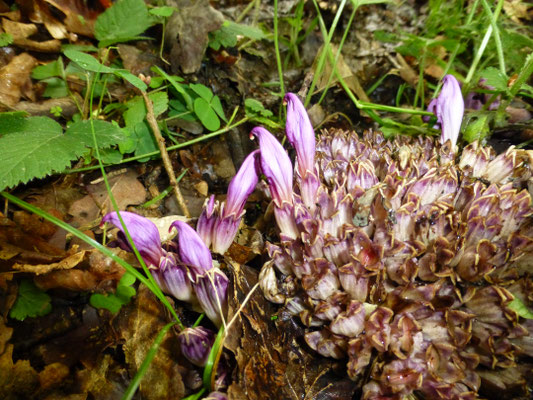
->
39 362 70 391
77 354 126 399
0 52 36 107
0 344 39 399
194 181 209 197
33 0 71 40
2 17 36 39
116 284 185 400
43 0 98 37
13 249 85 275
503 0 531 23
35 269 98 291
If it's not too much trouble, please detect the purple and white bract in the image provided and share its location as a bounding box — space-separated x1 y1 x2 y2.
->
427 74 464 148
284 93 319 209
197 150 260 254
178 326 215 367
170 220 213 279
255 94 533 399
204 392 227 400
194 267 229 327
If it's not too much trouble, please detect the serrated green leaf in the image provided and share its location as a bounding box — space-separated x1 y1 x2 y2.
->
463 112 491 143
9 280 52 321
41 77 69 98
509 297 533 319
221 21 266 41
0 116 87 190
124 92 169 128
478 67 508 91
134 122 158 161
0 32 13 47
149 6 176 17
194 98 220 131
190 83 214 102
245 98 273 117
95 0 155 47
66 120 127 148
151 66 191 109
64 49 115 73
99 148 123 163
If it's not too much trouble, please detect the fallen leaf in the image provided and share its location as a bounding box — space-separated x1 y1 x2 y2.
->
76 354 127 399
0 52 36 107
194 181 209 197
1 17 61 52
33 0 71 40
167 0 225 74
39 362 70 391
13 249 85 275
35 269 97 291
43 0 100 37
0 344 39 399
115 284 185 400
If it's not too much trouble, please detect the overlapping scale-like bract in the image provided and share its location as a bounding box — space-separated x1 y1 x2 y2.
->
258 121 533 399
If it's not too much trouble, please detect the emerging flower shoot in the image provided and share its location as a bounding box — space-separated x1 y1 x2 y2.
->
178 326 215 367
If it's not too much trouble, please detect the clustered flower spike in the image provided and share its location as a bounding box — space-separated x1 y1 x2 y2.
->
197 150 260 254
102 212 228 326
428 74 464 148
256 94 533 399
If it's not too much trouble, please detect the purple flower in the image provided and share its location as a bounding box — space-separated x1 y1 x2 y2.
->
194 267 229 327
204 392 227 400
102 211 164 267
178 326 215 367
197 151 260 254
250 126 294 207
427 74 464 148
170 220 213 279
102 212 194 302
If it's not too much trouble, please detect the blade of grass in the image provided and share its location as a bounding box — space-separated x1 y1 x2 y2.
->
122 321 176 400
273 0 285 96
480 0 506 77
202 326 225 390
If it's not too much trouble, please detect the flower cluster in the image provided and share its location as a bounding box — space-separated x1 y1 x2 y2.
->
255 92 533 399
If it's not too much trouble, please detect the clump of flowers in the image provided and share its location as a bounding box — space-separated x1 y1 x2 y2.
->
255 90 533 399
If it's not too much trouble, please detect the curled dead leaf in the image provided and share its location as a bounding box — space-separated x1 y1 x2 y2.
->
0 52 36 107
13 249 85 275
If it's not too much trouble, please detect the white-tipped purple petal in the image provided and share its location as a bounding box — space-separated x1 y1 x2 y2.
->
194 267 229 327
284 93 316 175
250 126 294 207
170 221 213 278
432 74 464 148
102 211 164 267
196 195 216 248
178 326 215 367
211 214 240 255
153 253 194 302
224 150 260 217
204 392 227 400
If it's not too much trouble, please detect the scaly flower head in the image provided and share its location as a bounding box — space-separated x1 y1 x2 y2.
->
178 326 215 367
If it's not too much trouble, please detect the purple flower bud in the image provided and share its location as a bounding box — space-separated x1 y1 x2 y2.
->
204 392 227 400
194 267 229 326
170 221 213 278
283 93 315 176
250 127 294 207
102 211 164 267
428 74 464 148
196 195 216 248
178 326 215 367
224 150 260 217
152 253 194 302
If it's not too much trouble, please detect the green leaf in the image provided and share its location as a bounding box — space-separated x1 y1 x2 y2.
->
90 272 136 314
94 0 155 47
194 97 220 131
190 83 214 102
66 120 127 148
134 122 158 161
32 58 64 80
64 49 115 73
245 98 273 117
221 20 266 41
0 32 13 47
10 280 52 321
478 67 508 92
61 43 99 53
90 293 123 313
152 66 192 110
0 116 87 190
210 95 226 122
41 77 69 98
149 6 177 17
124 92 169 128
99 148 123 163
114 70 147 91
509 297 533 319
463 112 491 143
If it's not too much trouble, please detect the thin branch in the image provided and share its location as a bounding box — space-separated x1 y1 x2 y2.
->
140 91 191 218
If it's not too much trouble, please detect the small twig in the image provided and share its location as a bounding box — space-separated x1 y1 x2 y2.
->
140 90 190 218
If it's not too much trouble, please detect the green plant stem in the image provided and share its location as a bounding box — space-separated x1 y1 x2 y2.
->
273 0 285 96
464 0 503 87
64 114 248 174
306 0 348 107
202 326 225 390
480 0 506 76
122 321 176 400
499 53 533 112
317 5 357 106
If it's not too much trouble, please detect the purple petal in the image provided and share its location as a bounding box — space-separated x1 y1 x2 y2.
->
196 195 216 248
283 93 316 175
102 211 163 266
224 150 260 217
153 253 194 302
435 74 464 148
178 326 215 367
204 392 227 400
170 220 213 277
250 126 293 207
194 267 229 326
211 214 240 255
